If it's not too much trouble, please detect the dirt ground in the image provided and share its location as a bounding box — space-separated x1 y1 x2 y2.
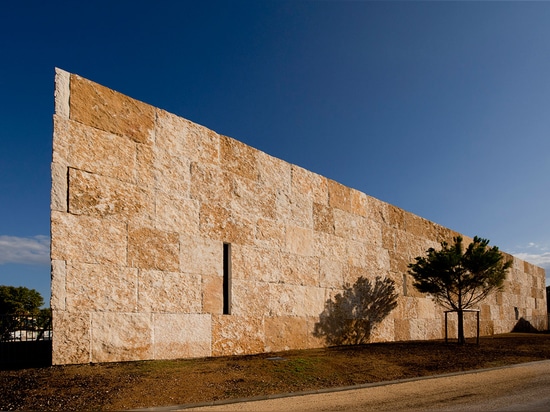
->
1 333 550 411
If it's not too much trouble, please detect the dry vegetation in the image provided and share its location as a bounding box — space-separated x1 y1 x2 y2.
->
1 333 550 411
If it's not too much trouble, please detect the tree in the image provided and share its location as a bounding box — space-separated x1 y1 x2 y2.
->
408 236 511 344
0 286 46 341
0 285 44 315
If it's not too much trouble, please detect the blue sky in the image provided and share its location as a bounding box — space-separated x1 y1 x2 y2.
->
1 1 549 304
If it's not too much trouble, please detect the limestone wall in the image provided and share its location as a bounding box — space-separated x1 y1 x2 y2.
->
51 69 547 365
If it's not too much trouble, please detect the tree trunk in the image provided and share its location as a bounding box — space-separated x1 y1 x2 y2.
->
457 309 465 344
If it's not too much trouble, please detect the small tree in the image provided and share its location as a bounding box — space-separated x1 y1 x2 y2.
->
408 236 511 344
0 286 45 341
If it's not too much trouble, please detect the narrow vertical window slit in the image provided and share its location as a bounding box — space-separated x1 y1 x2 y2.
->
223 243 231 315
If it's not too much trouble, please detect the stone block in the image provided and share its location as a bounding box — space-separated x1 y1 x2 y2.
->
190 162 232 206
333 209 369 242
292 165 328 205
385 204 406 230
258 151 291 194
480 304 492 320
366 196 387 224
50 260 66 311
328 179 352 213
231 245 281 282
268 283 308 317
319 259 344 289
231 173 276 220
285 224 313 256
91 312 153 363
313 232 347 262
128 226 179 271
52 115 70 165
54 68 70 118
202 275 223 314
212 315 265 356
302 286 326 318
403 214 440 241
400 272 423 297
135 143 155 188
51 162 67 212
344 241 369 271
264 316 308 352
180 236 222 276
51 211 127 265
388 251 410 276
66 262 138 312
153 313 212 359
255 218 285 248
271 179 314 226
52 310 91 365
61 118 137 183
416 297 437 319
156 110 220 165
306 316 327 349
409 318 436 340
395 297 419 320
342 265 370 286
187 121 221 166
155 192 200 235
369 317 395 343
395 230 434 261
347 242 389 273
70 74 155 145
291 165 315 197
350 190 369 218
231 279 270 317
313 202 334 234
199 203 255 245
153 147 191 196
393 319 411 341
480 320 495 336
312 176 329 205
68 168 154 224
220 135 259 181
138 270 201 313
288 193 313 228
493 319 511 334
280 253 319 287
155 108 220 165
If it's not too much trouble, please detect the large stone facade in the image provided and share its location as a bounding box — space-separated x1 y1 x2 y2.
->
51 69 547 365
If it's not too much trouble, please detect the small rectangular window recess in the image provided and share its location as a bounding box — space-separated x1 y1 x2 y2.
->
223 243 232 315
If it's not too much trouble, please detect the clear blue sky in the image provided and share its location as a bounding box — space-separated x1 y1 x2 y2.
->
1 1 549 304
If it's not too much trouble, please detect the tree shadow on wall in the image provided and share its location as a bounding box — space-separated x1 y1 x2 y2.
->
314 276 399 345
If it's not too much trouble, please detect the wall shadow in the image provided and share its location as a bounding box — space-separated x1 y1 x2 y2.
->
512 317 541 333
314 276 398 345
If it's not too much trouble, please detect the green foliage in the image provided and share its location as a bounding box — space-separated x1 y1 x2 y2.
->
0 285 44 315
408 237 511 311
0 286 49 341
408 236 511 344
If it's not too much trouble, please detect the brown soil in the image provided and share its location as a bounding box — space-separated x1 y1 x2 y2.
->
1 333 550 411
